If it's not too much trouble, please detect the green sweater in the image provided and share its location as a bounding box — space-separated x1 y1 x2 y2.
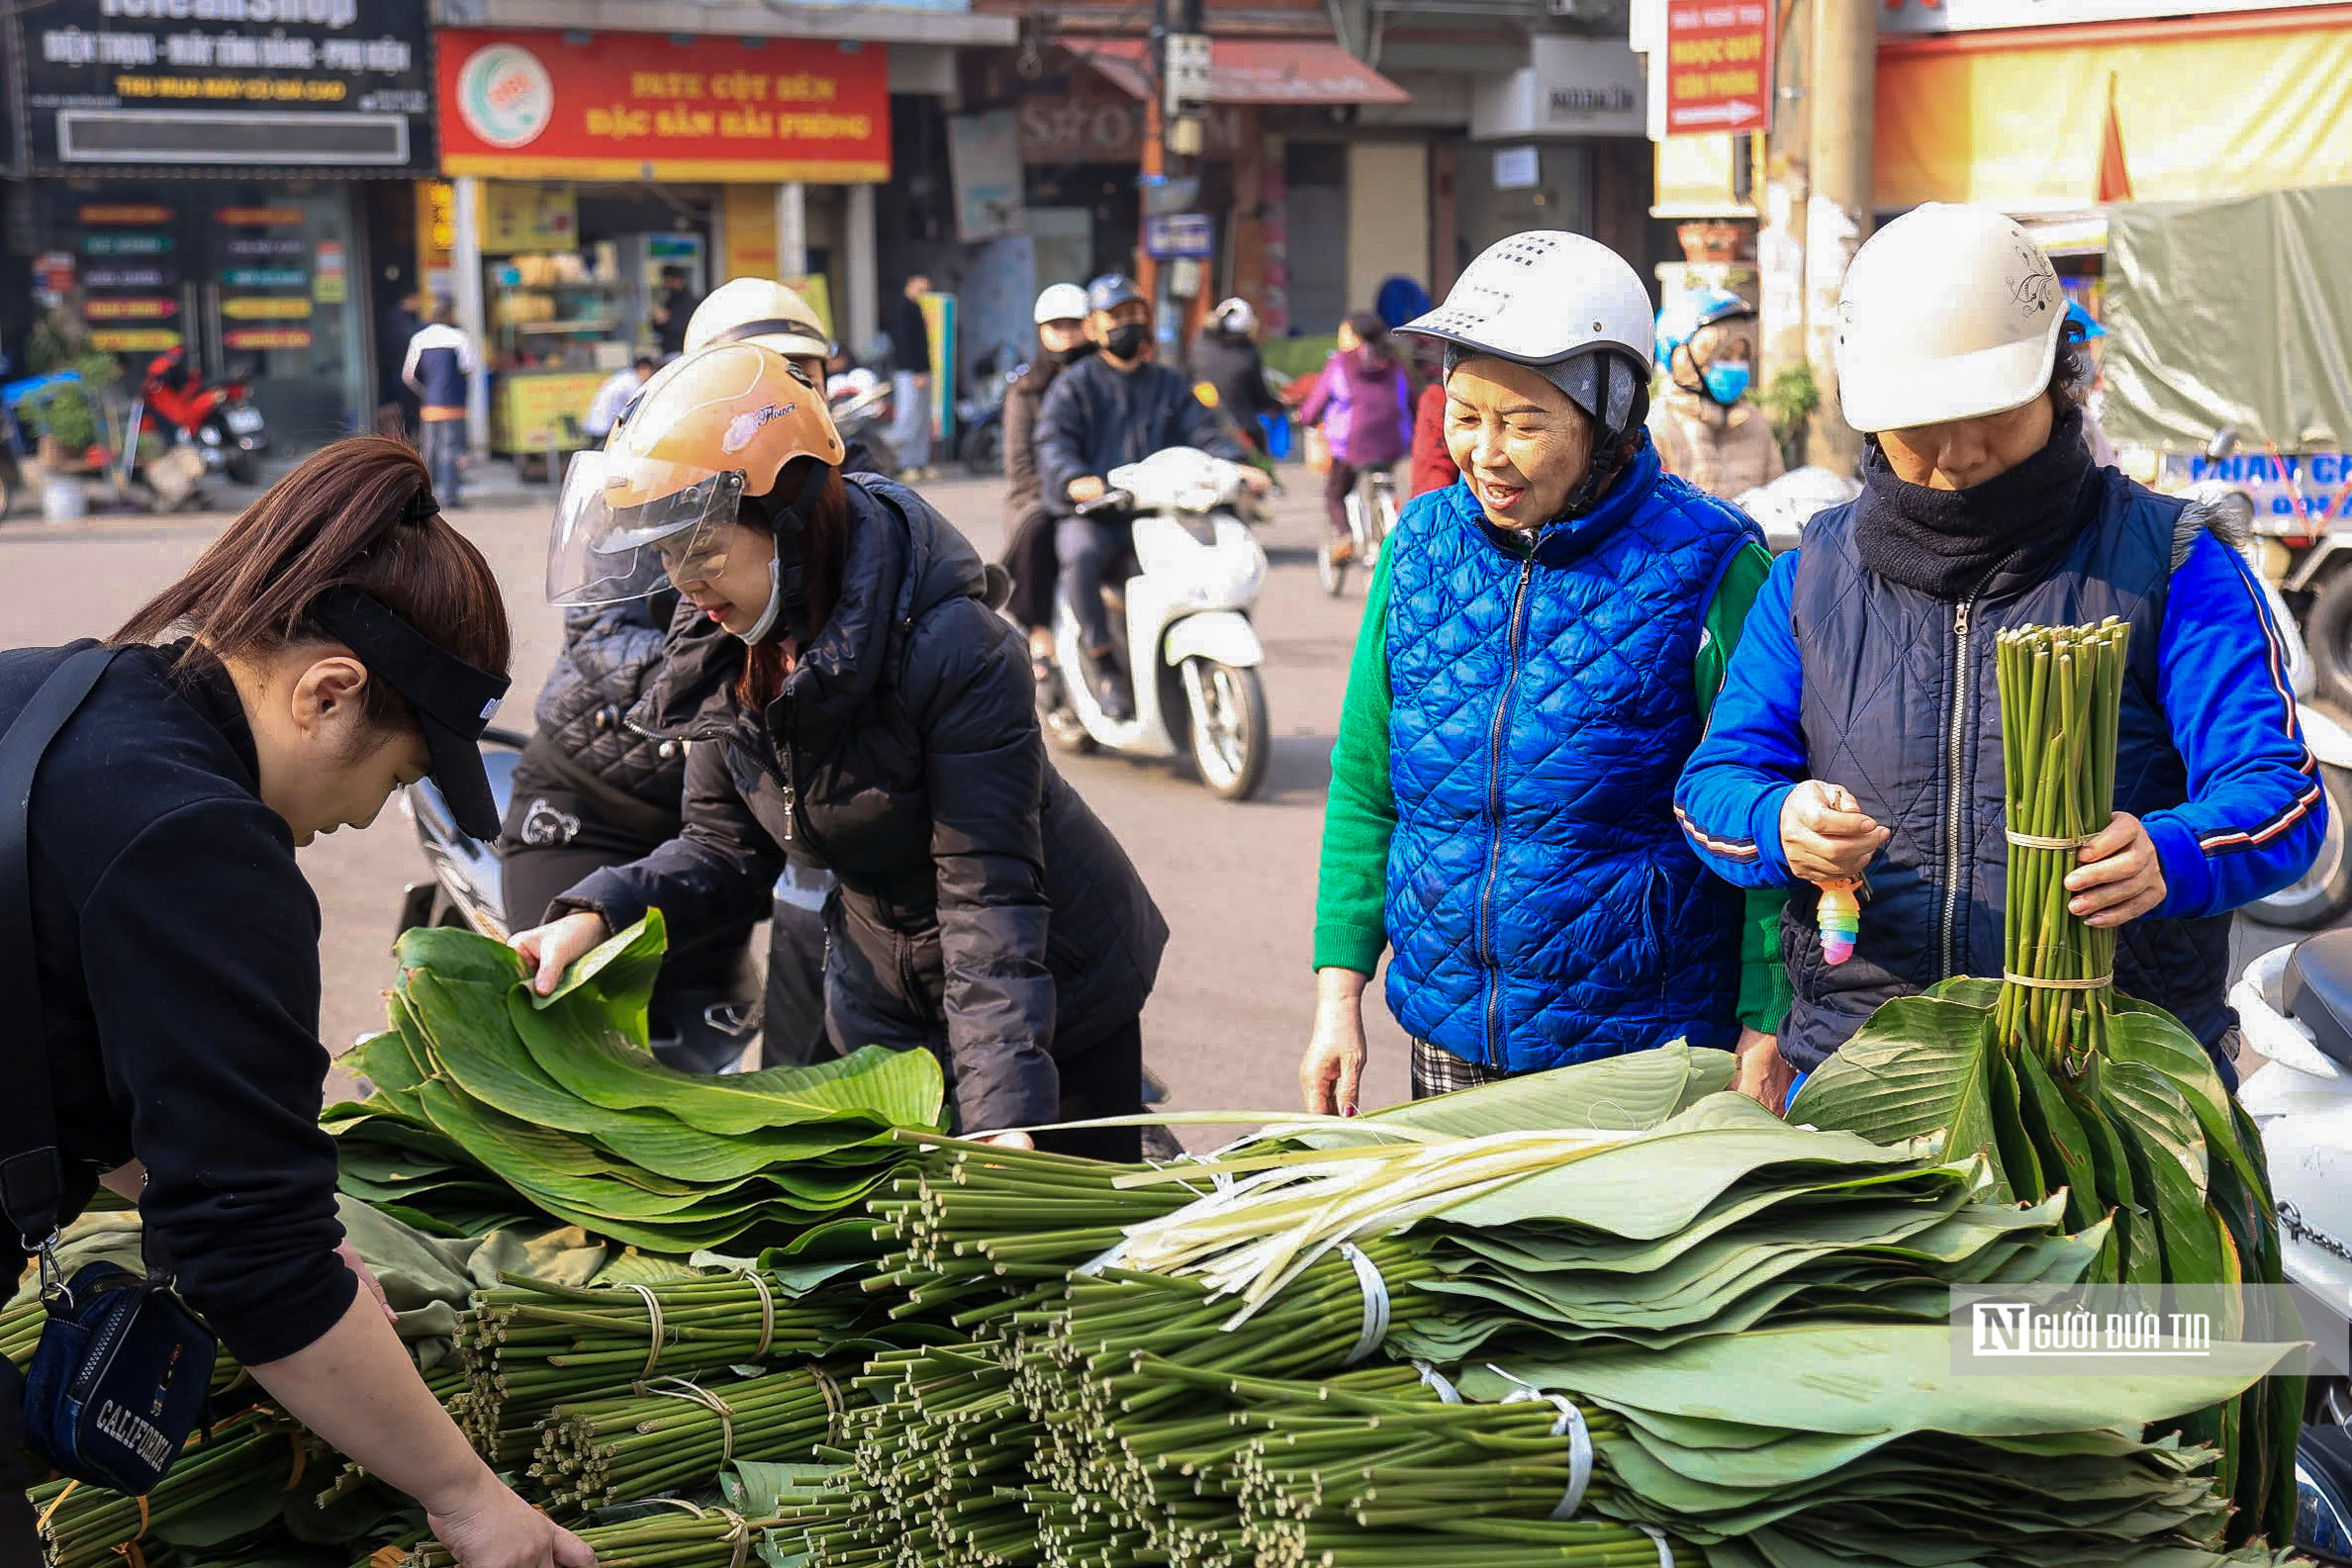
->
1313 538 1791 1035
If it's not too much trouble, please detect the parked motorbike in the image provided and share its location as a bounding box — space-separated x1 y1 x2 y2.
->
2226 935 2352 1564
958 357 1020 477
395 727 761 1074
138 347 265 484
1045 447 1272 801
826 368 898 478
1736 465 1862 555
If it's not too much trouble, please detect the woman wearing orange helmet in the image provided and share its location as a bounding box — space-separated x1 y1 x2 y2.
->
516 344 1167 1154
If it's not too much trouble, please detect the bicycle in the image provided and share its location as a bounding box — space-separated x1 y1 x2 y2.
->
1317 466 1399 597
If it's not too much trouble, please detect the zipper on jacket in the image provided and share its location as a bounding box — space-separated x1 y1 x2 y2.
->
1475 555 1538 1068
1935 569 2006 979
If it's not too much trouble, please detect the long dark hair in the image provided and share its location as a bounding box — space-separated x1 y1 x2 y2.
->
113 435 510 729
736 462 852 710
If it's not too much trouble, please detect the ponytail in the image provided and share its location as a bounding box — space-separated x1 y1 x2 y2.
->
113 434 511 728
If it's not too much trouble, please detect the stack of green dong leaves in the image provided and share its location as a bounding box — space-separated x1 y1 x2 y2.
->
328 912 946 1251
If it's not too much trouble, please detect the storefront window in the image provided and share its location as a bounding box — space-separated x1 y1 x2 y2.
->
1458 144 1596 263
43 180 368 445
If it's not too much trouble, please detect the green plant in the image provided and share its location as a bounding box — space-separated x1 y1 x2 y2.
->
19 379 99 455
1757 361 1820 468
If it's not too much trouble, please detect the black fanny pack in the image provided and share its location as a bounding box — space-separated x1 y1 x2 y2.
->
1 646 216 1494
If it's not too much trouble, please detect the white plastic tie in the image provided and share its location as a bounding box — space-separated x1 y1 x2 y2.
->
1411 1359 1461 1404
1337 1242 1389 1366
1641 1525 1674 1567
1489 1364 1592 1520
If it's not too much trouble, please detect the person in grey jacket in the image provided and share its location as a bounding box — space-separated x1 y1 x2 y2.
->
1035 274 1259 720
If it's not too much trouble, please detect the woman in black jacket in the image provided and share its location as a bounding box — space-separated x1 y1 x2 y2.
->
518 345 1167 1156
0 438 588 1568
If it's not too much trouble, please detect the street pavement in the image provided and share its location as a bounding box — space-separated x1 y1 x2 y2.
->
7 462 2315 1129
5 462 1414 1128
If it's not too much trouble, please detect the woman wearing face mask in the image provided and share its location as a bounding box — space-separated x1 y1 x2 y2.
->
1300 233 1788 1114
0 437 592 1568
515 345 1168 1159
1675 204 2324 1111
1298 311 1414 564
1647 288 1782 501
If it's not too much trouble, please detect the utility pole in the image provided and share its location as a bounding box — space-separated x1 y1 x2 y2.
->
1138 0 1166 305
1803 0 1875 465
1756 0 1809 413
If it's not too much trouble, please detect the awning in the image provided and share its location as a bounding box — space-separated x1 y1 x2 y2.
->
1876 8 2352 210
1068 38 1410 106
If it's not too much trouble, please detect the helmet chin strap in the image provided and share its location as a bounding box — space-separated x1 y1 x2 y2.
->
730 459 835 647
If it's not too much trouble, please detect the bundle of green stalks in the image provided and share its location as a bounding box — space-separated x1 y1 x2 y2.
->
399 1500 783 1568
1995 617 2129 1063
837 1342 1043 1567
458 1271 859 1455
32 1409 318 1568
863 1135 1203 1327
529 1365 851 1515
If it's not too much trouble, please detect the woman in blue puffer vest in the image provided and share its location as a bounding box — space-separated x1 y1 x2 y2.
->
1675 204 2323 1109
1301 232 1789 1114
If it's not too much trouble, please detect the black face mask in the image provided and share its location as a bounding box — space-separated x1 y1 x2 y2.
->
1103 323 1151 361
1055 341 1096 367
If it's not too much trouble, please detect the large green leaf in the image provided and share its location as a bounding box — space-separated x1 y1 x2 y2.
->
1785 992 2004 1180
2013 1047 2102 1239
394 924 526 985
1361 1041 1733 1138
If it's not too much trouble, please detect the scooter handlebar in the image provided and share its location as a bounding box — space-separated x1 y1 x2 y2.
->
1076 489 1134 517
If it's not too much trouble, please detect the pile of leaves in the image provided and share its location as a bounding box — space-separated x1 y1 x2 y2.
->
329 914 946 1252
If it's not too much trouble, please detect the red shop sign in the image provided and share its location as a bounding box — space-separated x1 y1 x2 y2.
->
436 30 890 183
1662 0 1773 136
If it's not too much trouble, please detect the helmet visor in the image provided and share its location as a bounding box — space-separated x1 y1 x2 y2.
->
546 449 749 606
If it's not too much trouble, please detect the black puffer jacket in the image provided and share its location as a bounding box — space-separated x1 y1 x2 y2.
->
530 449 888 814
559 477 1169 1131
1035 353 1244 516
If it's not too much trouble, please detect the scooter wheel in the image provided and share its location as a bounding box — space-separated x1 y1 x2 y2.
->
1184 659 1270 801
225 450 260 486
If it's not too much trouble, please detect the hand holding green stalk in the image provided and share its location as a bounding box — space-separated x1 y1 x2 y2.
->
2063 810 2166 927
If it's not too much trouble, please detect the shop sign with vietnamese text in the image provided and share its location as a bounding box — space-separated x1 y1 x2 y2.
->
1661 0 1772 137
13 0 432 173
436 30 890 183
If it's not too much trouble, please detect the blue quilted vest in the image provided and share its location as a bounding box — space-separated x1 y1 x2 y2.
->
1779 467 2234 1070
1382 439 1757 1073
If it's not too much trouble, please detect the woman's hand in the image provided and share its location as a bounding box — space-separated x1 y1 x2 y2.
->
428 1469 597 1568
1779 781 1889 884
338 1239 398 1327
511 911 611 996
1301 968 1371 1116
1735 1028 1795 1117
2066 812 2167 927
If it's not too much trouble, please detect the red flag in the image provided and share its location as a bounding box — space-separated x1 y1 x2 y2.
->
2097 71 2134 203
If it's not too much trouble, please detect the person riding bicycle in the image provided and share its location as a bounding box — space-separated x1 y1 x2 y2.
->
516 343 1169 1160
1034 275 1264 722
1648 287 1783 501
1298 310 1414 564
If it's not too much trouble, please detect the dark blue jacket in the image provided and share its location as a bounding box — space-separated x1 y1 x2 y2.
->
1384 440 1757 1072
1033 352 1242 516
1675 470 2324 1068
400 322 475 412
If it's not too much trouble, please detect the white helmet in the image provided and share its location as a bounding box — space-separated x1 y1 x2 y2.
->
1211 296 1256 335
1398 231 1652 376
1033 282 1088 326
1834 204 2066 433
687 277 831 362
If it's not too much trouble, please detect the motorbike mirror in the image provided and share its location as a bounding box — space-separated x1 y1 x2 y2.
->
2208 426 2240 460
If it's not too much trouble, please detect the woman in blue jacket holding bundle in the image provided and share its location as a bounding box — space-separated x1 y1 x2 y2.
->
1674 204 2323 1109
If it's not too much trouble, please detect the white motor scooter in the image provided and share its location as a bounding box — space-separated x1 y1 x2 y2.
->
1043 447 1272 800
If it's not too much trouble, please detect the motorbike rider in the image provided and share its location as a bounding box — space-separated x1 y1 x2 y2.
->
0 436 590 1568
686 278 885 480
1675 204 2325 1107
514 344 1169 1160
1187 297 1286 462
1648 287 1784 501
1035 275 1266 722
1002 283 1094 703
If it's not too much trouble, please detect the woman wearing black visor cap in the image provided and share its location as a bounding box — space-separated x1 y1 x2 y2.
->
0 436 591 1568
